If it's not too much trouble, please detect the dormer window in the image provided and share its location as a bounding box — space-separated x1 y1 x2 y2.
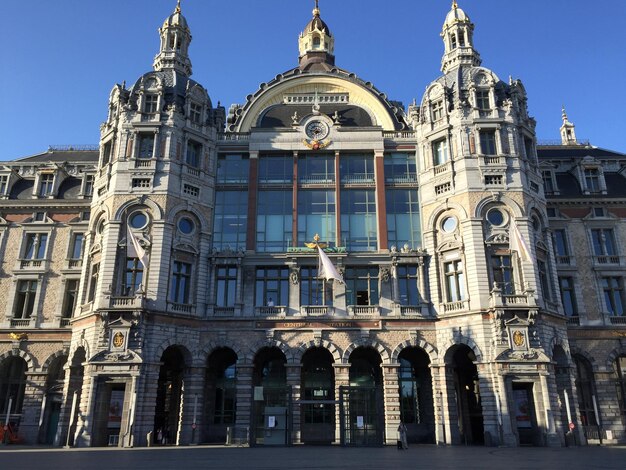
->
39 174 54 197
0 175 8 195
190 102 202 124
584 168 601 192
450 33 457 49
313 36 321 50
144 94 159 114
542 170 556 194
101 141 112 166
84 175 94 197
476 90 490 110
431 100 444 122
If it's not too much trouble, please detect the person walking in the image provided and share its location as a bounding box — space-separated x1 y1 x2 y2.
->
398 422 408 450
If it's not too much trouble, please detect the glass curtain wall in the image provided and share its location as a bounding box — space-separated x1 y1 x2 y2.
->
256 190 292 252
341 190 377 251
386 189 421 249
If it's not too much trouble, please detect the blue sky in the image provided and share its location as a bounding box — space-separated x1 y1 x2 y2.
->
1 0 625 159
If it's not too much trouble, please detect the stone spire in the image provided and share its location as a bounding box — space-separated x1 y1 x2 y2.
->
298 0 335 69
440 1 481 74
153 0 193 76
560 106 578 145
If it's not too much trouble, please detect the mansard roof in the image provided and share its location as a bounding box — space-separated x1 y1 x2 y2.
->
537 145 625 160
9 149 98 164
128 69 211 109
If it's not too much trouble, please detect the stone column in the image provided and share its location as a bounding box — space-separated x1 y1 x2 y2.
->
430 364 447 445
333 364 350 444
286 364 302 444
132 363 161 447
382 363 400 445
235 364 253 442
74 371 96 447
539 371 562 447
177 366 205 445
21 372 46 444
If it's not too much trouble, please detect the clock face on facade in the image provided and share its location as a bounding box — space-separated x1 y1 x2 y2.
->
112 332 125 349
305 120 330 141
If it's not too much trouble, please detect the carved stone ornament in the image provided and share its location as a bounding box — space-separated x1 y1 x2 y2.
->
290 268 300 285
380 267 391 283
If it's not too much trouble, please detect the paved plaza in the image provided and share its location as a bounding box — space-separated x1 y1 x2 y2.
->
1 445 625 470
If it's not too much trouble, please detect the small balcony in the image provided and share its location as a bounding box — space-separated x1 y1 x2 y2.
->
213 306 236 317
555 255 572 266
255 306 286 317
594 255 621 266
490 287 536 308
348 305 380 316
608 316 626 326
441 300 468 314
109 295 144 309
134 158 154 169
301 305 335 317
18 259 46 270
433 161 451 176
10 318 33 328
565 316 580 326
169 302 194 315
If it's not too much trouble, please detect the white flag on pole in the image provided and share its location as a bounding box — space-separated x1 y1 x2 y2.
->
509 218 531 262
317 246 344 284
128 225 149 270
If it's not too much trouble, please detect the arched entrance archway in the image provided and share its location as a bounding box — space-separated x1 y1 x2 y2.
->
301 347 335 444
40 355 67 444
448 345 484 445
153 346 186 446
398 347 435 443
573 354 599 441
340 347 383 446
252 347 290 445
553 345 576 439
204 348 237 443
0 356 27 441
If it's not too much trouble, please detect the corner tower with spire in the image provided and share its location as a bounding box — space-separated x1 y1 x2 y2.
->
440 0 481 73
560 106 578 145
153 0 193 76
298 0 335 69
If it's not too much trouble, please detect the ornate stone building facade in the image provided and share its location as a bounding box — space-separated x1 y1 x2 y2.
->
1 2 625 448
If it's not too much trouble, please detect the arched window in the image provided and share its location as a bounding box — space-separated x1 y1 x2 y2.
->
312 36 321 50
573 355 597 427
0 357 28 423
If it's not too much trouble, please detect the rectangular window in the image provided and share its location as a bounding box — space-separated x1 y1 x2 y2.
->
102 141 112 166
538 259 551 300
480 131 497 155
444 260 465 302
138 134 154 159
431 100 444 121
88 263 99 303
476 90 490 110
132 178 151 189
559 277 577 316
542 171 555 194
345 267 379 306
591 229 616 256
213 190 248 250
524 137 535 160
84 175 94 196
435 183 451 195
491 254 514 294
386 189 421 249
256 190 293 252
170 261 192 304
397 265 419 306
144 94 158 114
217 154 249 184
0 175 8 195
62 279 79 318
484 175 503 186
190 102 202 124
584 169 600 192
122 258 143 296
23 233 48 260
602 277 624 316
300 267 333 306
340 154 374 184
255 268 289 307
39 174 54 196
298 154 335 184
432 139 449 166
298 190 336 247
258 155 292 184
186 141 202 168
69 233 84 260
215 266 237 307
553 229 570 264
14 280 38 319
384 153 417 184
340 190 377 251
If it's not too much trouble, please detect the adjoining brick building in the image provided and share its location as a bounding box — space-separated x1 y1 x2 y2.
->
1 1 625 448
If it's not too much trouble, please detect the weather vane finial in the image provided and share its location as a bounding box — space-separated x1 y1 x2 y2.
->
313 0 320 17
452 0 458 9
176 0 181 13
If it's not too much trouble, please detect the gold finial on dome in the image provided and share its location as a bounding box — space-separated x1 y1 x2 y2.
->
452 0 458 8
175 0 181 13
313 0 320 17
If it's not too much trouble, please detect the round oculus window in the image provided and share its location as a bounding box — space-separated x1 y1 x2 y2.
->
442 216 458 233
178 217 195 234
129 212 148 229
305 120 330 141
486 208 506 226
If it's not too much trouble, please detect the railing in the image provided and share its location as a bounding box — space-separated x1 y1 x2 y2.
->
556 255 571 265
442 301 467 313
565 316 580 326
386 173 417 184
60 318 72 327
214 307 235 317
537 139 590 146
68 259 83 269
348 305 380 316
483 156 503 165
502 295 529 306
400 306 422 315
134 159 153 168
433 161 451 175
20 260 44 269
218 133 250 142
301 306 334 317
169 303 193 314
10 318 31 328
299 174 335 184
109 296 143 308
255 306 286 317
341 173 375 184
595 255 621 265
609 316 626 325
383 131 416 140
186 166 201 177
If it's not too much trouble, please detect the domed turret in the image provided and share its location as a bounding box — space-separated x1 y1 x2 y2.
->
440 1 481 73
153 0 193 76
298 0 335 70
